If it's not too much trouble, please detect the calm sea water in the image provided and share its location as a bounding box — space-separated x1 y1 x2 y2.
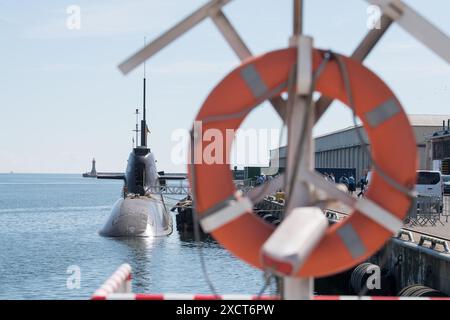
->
0 174 271 300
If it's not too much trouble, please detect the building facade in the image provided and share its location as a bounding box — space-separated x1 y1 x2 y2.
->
271 115 450 180
425 119 450 174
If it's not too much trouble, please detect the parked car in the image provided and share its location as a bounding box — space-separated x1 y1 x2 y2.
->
443 174 450 195
415 170 444 213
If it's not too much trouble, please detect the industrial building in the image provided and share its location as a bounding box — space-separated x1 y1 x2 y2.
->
425 119 450 174
271 115 450 180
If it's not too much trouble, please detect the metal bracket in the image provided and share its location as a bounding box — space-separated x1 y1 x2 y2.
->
118 0 449 124
379 0 404 21
365 0 450 63
396 230 414 242
418 235 450 253
118 0 232 74
119 0 449 73
207 7 287 116
208 8 251 60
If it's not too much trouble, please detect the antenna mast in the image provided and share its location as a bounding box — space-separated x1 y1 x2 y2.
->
140 37 148 147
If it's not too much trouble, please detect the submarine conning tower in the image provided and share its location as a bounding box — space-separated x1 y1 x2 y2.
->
124 147 158 196
123 59 159 197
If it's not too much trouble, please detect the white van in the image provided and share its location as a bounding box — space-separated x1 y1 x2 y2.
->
366 170 444 211
415 170 444 213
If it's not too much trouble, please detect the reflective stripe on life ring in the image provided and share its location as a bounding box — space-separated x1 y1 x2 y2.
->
188 48 417 277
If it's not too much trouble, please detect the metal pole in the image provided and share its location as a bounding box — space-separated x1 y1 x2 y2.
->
365 0 450 63
314 14 393 121
118 0 233 74
141 38 148 147
282 0 315 300
209 8 287 118
140 77 147 147
143 79 146 122
293 0 303 36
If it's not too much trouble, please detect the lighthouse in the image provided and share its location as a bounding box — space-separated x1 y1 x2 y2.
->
90 158 97 176
82 158 98 178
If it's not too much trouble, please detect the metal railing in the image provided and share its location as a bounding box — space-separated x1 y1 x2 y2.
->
418 235 450 253
442 195 450 223
147 185 191 195
396 230 414 242
406 196 445 226
144 179 256 195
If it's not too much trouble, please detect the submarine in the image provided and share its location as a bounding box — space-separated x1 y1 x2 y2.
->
97 72 181 237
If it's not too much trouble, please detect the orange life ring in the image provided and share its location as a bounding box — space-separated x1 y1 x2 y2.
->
188 48 417 277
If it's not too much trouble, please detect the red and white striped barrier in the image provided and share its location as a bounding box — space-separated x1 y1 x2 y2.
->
92 263 132 297
313 295 450 300
91 264 450 300
92 293 278 300
92 293 450 300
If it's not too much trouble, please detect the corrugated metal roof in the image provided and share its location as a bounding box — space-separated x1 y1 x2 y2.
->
408 114 450 126
314 114 450 139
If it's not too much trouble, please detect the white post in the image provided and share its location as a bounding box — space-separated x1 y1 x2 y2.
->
282 89 317 300
284 278 314 300
282 0 316 300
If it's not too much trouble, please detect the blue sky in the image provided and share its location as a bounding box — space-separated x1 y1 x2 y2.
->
0 0 448 173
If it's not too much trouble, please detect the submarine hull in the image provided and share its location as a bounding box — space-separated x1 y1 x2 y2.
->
99 196 172 237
